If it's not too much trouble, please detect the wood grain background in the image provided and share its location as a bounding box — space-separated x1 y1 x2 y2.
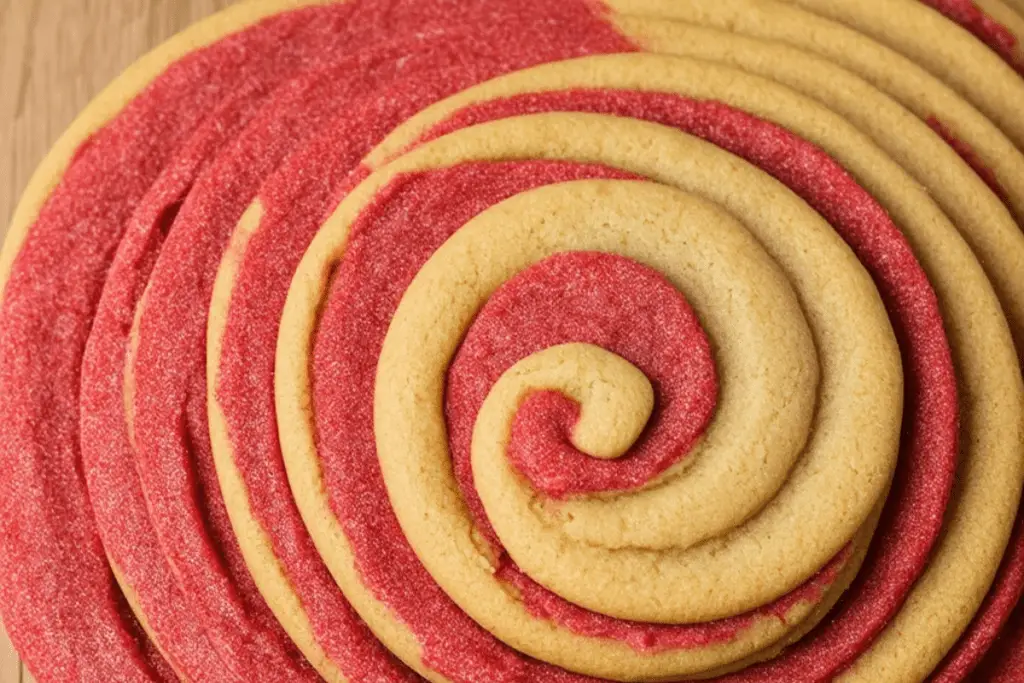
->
0 2 234 679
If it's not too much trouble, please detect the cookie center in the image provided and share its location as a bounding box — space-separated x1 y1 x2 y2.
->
448 249 719 499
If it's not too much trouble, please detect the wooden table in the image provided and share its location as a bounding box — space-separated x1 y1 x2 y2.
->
0 2 234 679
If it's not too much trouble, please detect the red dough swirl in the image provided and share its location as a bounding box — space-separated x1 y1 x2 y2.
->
447 249 718 499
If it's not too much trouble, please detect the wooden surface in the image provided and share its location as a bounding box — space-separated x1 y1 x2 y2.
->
0 2 235 679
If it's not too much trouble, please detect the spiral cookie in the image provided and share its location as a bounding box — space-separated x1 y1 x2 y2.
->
1 1 1023 682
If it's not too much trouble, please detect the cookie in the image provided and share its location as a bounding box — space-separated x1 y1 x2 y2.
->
1 0 1023 681
0 0 634 677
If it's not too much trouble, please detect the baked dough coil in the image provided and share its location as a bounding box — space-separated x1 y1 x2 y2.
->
0 1 1021 682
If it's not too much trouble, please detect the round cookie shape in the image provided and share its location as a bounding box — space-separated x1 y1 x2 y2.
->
266 10 1024 679
2 0 1023 680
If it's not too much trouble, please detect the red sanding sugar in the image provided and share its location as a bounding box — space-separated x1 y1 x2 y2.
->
970 603 1024 682
932 511 1024 681
920 0 1024 76
448 251 716 499
0 3 362 679
307 91 957 681
80 81 273 683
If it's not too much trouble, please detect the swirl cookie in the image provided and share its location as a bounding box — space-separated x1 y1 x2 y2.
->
0 0 1022 682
